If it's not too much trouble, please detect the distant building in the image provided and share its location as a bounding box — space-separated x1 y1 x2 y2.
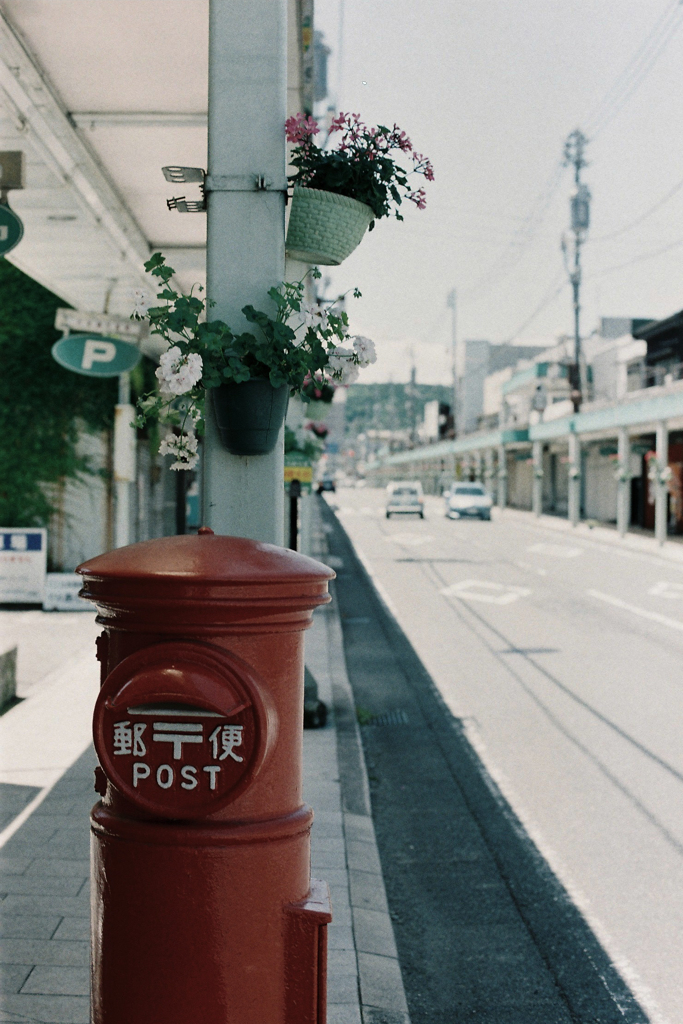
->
459 340 548 434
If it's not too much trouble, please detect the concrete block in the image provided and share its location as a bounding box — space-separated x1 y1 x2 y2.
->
348 869 389 914
357 952 409 1014
0 993 90 1023
0 874 84 896
327 969 361 1004
0 913 63 939
0 962 33 993
346 840 382 874
327 1003 363 1024
21 964 89 996
2 894 90 916
52 917 90 941
0 856 31 875
25 858 90 878
352 908 398 958
362 1009 411 1024
0 938 89 966
343 812 375 843
328 924 355 950
327 948 357 973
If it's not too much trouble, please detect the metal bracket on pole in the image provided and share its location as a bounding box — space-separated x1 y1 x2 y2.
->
163 167 287 213
204 174 287 193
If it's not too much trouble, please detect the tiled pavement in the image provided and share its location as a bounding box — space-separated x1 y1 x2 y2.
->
0 519 409 1024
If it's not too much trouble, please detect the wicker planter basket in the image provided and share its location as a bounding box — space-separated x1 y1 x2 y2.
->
286 186 374 265
303 399 332 422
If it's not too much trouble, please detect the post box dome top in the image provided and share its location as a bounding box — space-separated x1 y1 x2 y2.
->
76 529 335 626
78 529 334 585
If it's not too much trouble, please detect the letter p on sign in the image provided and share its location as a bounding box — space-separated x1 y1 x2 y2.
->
82 339 116 370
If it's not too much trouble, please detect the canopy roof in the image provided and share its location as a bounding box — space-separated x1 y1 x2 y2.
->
0 0 208 319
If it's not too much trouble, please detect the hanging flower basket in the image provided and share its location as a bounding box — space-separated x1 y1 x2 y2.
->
286 187 374 266
304 399 332 422
211 379 289 456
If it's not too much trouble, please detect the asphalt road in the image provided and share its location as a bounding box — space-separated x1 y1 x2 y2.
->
327 488 683 1024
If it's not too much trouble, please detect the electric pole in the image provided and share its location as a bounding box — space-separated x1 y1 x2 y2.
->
447 287 457 436
562 129 591 412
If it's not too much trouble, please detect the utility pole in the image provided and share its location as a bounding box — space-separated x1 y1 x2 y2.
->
447 288 457 436
202 0 287 543
562 129 590 413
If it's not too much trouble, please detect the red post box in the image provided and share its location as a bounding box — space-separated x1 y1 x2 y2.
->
77 528 335 1024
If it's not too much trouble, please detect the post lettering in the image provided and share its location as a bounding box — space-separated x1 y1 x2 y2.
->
203 765 221 790
156 764 174 789
180 765 198 790
133 762 150 787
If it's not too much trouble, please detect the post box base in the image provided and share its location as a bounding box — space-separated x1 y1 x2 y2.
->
91 804 331 1024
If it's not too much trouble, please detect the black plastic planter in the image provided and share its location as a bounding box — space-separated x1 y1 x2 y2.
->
211 379 289 456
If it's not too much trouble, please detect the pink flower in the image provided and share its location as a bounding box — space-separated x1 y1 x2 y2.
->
285 112 319 143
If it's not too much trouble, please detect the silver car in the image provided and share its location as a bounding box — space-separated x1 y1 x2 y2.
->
444 482 492 520
386 481 425 519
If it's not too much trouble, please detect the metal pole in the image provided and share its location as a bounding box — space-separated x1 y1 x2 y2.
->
532 440 542 518
617 427 630 538
655 420 669 546
288 480 301 550
568 432 580 527
114 372 135 548
497 444 507 508
203 0 287 543
447 288 457 436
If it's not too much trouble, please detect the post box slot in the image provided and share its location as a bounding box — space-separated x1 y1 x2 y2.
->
127 702 225 718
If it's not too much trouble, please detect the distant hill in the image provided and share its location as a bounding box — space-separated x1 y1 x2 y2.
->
345 382 452 434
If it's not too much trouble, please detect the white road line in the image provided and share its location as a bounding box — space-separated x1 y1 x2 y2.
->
441 580 532 605
0 783 55 850
527 542 583 558
649 581 683 599
353 543 401 621
516 560 548 576
588 590 683 633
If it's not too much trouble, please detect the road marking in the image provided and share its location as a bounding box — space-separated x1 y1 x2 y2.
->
353 543 401 620
588 589 683 633
648 581 683 599
516 560 548 576
384 533 434 546
527 542 583 558
441 580 532 605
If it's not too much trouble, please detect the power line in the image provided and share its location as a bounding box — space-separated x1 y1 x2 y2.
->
585 0 683 138
507 274 567 342
593 172 683 242
462 158 566 299
590 236 683 279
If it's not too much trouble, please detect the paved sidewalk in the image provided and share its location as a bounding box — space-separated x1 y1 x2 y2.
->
0 525 408 1023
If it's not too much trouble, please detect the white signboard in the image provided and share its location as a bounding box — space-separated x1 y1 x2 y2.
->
43 573 92 612
0 528 47 603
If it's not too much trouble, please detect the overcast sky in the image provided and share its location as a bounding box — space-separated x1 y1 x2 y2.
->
313 0 683 383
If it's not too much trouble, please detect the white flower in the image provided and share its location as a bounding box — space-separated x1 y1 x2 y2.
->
158 431 199 471
340 362 360 384
156 346 203 396
327 346 354 375
327 347 360 385
132 288 153 317
352 335 376 367
303 304 330 332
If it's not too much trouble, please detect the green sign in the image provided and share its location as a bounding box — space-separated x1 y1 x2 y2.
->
51 334 141 378
0 204 23 256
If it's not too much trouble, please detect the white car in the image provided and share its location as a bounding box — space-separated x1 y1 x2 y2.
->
385 481 425 519
444 482 492 520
